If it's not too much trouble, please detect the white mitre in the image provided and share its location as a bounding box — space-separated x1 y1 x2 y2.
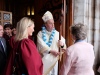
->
42 11 54 22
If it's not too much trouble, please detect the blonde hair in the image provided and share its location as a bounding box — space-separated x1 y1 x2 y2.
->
15 17 34 41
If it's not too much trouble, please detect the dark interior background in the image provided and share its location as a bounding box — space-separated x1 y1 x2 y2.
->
0 0 72 46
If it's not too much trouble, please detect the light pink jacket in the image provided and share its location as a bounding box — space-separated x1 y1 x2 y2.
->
60 41 95 75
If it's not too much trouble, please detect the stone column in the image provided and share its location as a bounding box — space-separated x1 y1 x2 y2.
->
73 0 100 70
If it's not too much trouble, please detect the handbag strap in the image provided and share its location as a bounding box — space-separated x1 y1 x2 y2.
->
12 41 21 74
12 41 28 75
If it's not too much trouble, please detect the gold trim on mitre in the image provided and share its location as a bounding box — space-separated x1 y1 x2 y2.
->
42 11 54 22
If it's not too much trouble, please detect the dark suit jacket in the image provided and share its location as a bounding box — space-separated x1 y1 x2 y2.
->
0 37 7 74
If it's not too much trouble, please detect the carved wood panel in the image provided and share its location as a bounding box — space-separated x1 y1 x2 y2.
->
0 11 12 26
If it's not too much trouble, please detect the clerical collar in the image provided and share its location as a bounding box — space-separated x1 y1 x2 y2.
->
74 39 84 43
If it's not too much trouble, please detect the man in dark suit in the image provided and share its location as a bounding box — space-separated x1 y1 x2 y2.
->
0 25 7 74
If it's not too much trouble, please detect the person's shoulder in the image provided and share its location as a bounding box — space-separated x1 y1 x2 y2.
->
37 30 42 35
20 38 36 48
1 37 6 41
66 44 75 54
37 31 43 37
79 41 93 48
85 42 93 48
21 38 33 44
0 37 4 39
54 30 59 34
10 36 15 40
68 44 75 50
38 30 42 33
55 30 58 32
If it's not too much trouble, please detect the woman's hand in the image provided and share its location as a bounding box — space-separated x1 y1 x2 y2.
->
50 50 60 57
61 49 66 52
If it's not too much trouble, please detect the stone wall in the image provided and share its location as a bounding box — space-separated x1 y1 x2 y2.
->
73 0 100 73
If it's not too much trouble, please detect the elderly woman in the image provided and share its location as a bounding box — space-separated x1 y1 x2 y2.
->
59 23 95 75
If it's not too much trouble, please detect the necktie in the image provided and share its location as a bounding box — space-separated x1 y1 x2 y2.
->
0 40 4 52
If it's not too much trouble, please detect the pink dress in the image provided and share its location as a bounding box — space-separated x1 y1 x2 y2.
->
60 41 95 75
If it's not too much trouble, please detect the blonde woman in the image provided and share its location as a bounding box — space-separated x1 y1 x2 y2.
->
4 17 43 75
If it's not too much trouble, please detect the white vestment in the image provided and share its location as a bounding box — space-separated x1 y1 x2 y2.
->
37 29 66 75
